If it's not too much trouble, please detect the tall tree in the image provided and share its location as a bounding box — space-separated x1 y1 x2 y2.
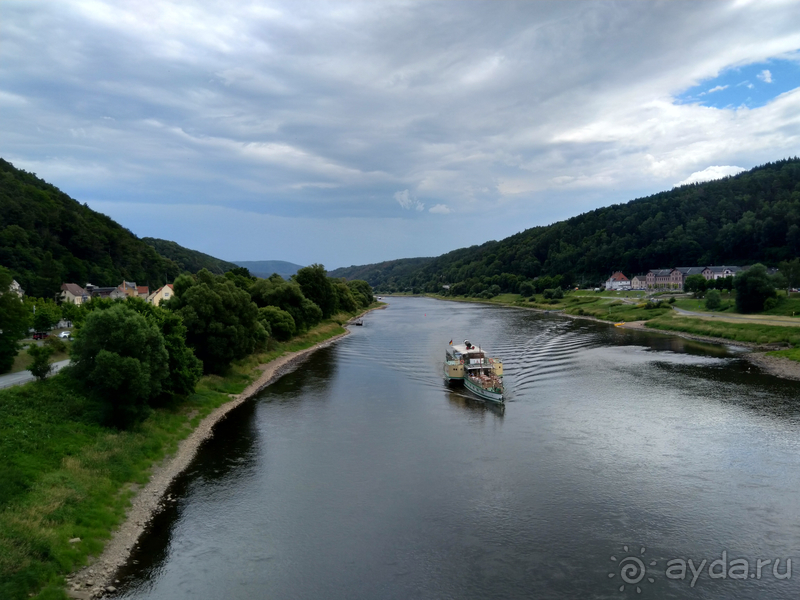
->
294 264 336 318
69 303 169 427
734 264 777 313
0 267 29 373
168 269 267 373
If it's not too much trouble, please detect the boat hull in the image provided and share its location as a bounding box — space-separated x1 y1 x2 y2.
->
464 376 504 403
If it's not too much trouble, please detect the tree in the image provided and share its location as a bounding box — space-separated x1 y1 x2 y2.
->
124 297 203 399
346 280 373 308
519 281 535 297
333 280 358 313
294 264 336 318
168 269 267 373
684 274 707 297
26 343 53 380
734 264 777 313
705 289 722 310
69 303 169 427
0 267 29 373
258 306 295 341
30 299 61 331
778 258 800 295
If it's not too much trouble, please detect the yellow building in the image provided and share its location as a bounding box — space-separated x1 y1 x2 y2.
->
147 284 174 306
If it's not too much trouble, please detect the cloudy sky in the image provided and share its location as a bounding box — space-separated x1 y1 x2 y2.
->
2 1 800 269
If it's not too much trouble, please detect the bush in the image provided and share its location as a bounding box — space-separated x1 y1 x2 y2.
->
668 297 676 304
763 297 779 311
26 343 53 380
43 336 67 354
705 289 722 310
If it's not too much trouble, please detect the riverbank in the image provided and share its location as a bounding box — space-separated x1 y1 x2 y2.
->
0 305 385 600
64 330 353 599
64 306 390 598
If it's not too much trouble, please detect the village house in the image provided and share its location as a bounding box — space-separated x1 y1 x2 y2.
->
137 285 149 300
147 284 174 306
10 279 24 298
605 271 631 291
84 283 125 300
117 281 138 298
702 266 742 280
630 275 648 290
645 268 684 290
60 283 88 305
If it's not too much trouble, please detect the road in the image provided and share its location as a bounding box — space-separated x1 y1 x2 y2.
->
672 306 800 327
0 359 70 390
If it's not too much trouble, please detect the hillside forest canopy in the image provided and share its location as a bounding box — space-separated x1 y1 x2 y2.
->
331 158 800 295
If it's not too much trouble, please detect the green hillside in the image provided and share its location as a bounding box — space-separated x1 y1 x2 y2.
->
333 158 800 293
143 237 238 275
0 159 183 298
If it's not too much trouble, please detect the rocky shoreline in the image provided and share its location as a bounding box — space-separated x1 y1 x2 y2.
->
65 329 355 599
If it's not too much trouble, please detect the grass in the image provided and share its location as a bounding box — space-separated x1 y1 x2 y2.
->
766 347 800 362
645 314 800 346
10 345 71 374
0 310 366 600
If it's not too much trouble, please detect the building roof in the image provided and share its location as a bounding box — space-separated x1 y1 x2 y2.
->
607 271 629 281
61 283 87 296
648 269 674 277
137 286 149 295
675 267 706 275
705 265 741 273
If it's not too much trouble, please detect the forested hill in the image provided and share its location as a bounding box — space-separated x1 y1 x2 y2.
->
329 257 433 287
143 237 238 275
0 158 183 297
334 158 800 293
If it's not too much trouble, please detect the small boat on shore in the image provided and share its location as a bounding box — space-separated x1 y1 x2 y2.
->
444 340 504 403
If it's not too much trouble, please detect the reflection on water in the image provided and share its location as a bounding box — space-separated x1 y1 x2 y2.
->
117 298 800 600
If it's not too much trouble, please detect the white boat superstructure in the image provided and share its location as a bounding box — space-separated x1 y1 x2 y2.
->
444 340 504 403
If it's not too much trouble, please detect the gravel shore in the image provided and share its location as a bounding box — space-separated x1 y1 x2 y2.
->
65 330 352 599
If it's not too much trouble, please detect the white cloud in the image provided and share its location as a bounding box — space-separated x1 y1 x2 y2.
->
674 165 746 187
707 84 729 94
429 204 451 214
757 69 773 83
3 1 800 264
394 189 424 211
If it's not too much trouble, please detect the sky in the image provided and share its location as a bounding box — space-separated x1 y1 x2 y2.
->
2 1 800 270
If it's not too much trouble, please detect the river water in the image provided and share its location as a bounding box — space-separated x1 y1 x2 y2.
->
116 297 800 599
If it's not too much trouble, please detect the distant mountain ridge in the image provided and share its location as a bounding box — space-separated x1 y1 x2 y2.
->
233 260 304 280
330 158 800 293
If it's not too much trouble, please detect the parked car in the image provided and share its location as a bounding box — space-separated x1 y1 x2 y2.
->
59 331 72 339
32 331 49 340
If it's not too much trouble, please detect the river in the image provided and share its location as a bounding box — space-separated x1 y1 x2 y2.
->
115 297 800 599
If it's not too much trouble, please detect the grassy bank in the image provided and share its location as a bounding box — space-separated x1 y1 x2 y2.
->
645 314 800 346
0 312 367 600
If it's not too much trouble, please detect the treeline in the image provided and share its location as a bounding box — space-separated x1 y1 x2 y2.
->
0 264 373 426
333 158 800 295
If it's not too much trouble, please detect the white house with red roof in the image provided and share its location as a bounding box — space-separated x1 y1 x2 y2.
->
605 271 631 291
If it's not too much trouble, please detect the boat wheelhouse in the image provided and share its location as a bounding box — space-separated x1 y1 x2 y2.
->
444 340 504 403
